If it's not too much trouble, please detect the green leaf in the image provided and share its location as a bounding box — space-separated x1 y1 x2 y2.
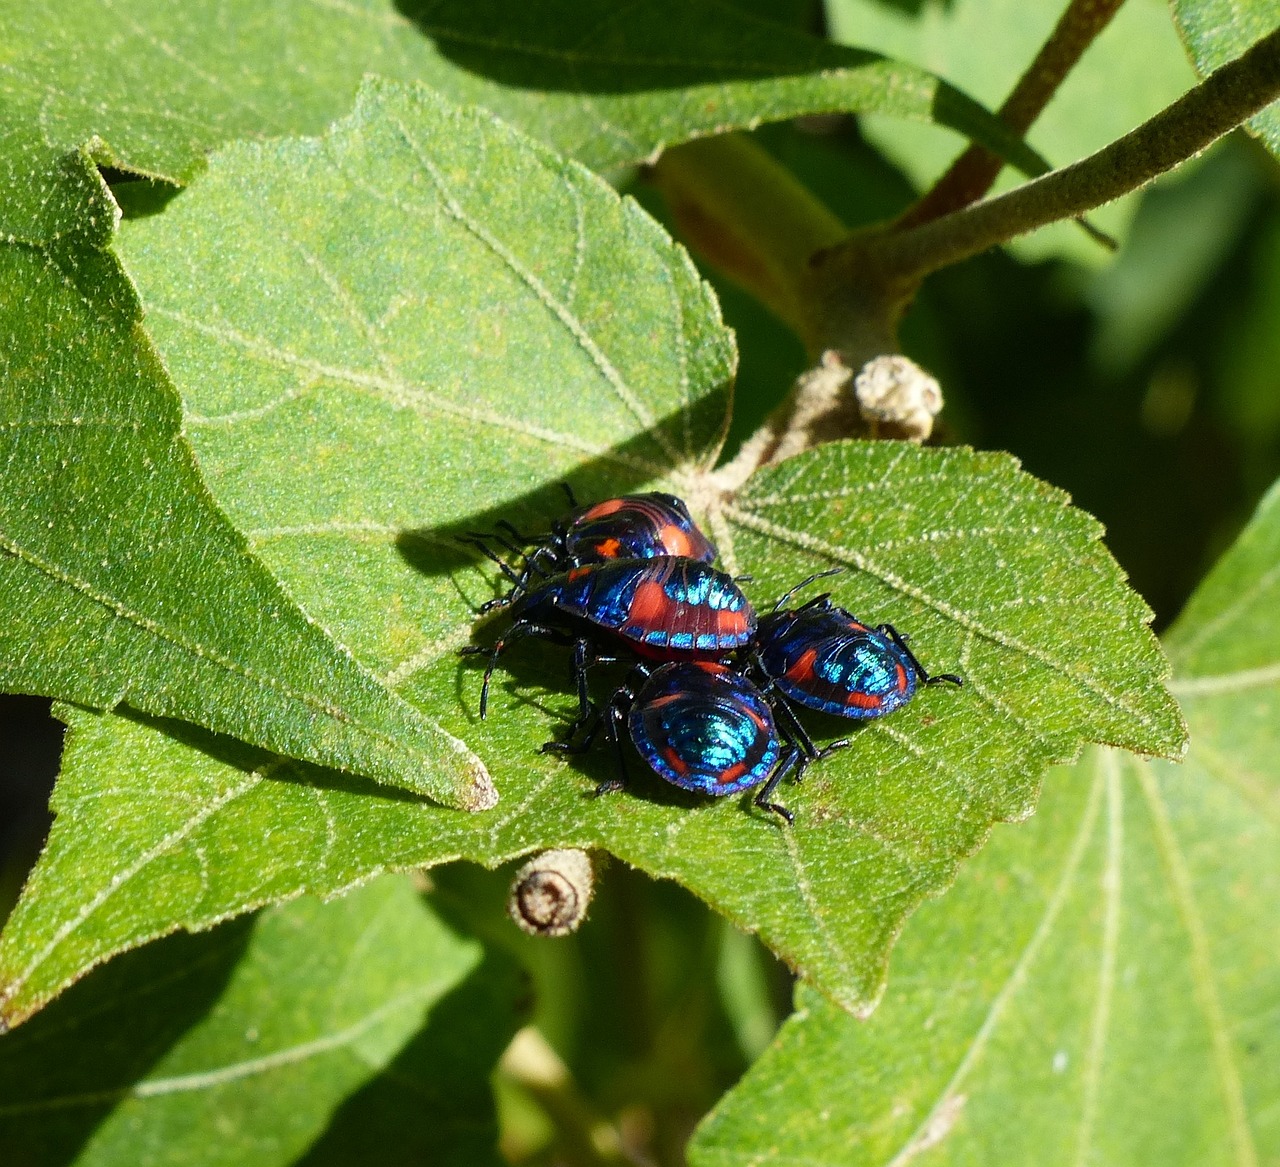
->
688 477 1280 1166
827 0 1199 263
0 80 1182 1028
0 0 1045 242
1171 0 1280 158
0 177 491 813
0 874 525 1166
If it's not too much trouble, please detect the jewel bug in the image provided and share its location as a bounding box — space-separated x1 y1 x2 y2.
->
548 660 842 823
755 568 962 720
459 489 716 613
462 556 757 728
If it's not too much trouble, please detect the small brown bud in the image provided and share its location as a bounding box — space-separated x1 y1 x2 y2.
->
507 848 594 937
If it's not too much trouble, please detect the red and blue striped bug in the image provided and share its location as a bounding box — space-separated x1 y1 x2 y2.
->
755 568 962 720
460 489 716 614
547 660 844 823
461 556 757 733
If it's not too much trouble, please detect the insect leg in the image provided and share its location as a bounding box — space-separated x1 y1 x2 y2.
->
753 747 799 824
879 624 963 687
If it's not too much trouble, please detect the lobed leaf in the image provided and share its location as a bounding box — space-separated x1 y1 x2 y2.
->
0 80 1183 1028
688 476 1280 1166
0 178 492 814
1171 0 1280 158
0 875 525 1166
0 0 1046 242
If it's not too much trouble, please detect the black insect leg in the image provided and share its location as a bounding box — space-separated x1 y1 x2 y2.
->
753 747 800 824
878 624 963 687
771 690 851 778
456 535 524 589
458 620 571 718
593 688 635 798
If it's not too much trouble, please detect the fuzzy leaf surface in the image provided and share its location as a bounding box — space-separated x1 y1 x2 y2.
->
688 477 1280 1166
0 0 1043 243
0 178 492 818
0 81 1182 1027
1171 0 1280 158
0 875 523 1166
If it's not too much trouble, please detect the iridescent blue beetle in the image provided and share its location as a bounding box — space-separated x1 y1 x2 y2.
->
460 489 716 613
461 556 756 729
755 569 962 719
548 660 841 823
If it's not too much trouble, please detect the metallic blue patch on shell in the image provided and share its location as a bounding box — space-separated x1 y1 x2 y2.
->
628 662 781 796
758 605 916 719
514 556 756 657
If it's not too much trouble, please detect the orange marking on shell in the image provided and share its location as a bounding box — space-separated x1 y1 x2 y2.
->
629 579 670 626
583 498 625 520
720 761 749 784
896 662 908 692
663 746 691 777
658 523 694 556
845 690 879 709
785 647 818 682
715 609 749 639
568 565 591 581
596 537 623 558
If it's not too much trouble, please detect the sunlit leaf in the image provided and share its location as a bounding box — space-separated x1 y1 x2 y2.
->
0 0 1042 243
0 80 1182 1029
0 171 492 816
688 476 1280 1166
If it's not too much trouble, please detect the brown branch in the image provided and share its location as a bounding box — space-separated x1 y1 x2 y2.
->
829 27 1280 286
896 0 1128 230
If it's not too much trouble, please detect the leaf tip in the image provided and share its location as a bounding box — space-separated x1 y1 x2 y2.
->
462 755 498 812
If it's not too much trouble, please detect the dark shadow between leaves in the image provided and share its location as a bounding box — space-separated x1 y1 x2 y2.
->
0 917 253 1166
295 947 530 1167
393 0 883 95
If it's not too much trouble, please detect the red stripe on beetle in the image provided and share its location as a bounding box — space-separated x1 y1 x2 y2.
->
582 499 626 520
845 690 881 710
785 647 818 683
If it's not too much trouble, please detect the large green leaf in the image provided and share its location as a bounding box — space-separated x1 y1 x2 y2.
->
0 170 491 813
688 477 1280 1166
1171 0 1280 157
0 874 525 1166
826 0 1198 262
0 80 1182 1029
0 0 1044 244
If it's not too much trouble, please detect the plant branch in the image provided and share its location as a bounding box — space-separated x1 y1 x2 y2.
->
826 27 1280 286
897 0 1128 230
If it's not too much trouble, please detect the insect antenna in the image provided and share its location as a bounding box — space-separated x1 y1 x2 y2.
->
770 566 844 612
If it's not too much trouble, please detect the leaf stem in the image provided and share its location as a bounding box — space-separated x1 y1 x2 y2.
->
648 134 847 349
896 0 1128 229
827 27 1280 286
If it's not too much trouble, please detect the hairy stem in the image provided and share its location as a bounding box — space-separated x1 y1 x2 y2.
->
829 27 1280 286
897 0 1128 229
